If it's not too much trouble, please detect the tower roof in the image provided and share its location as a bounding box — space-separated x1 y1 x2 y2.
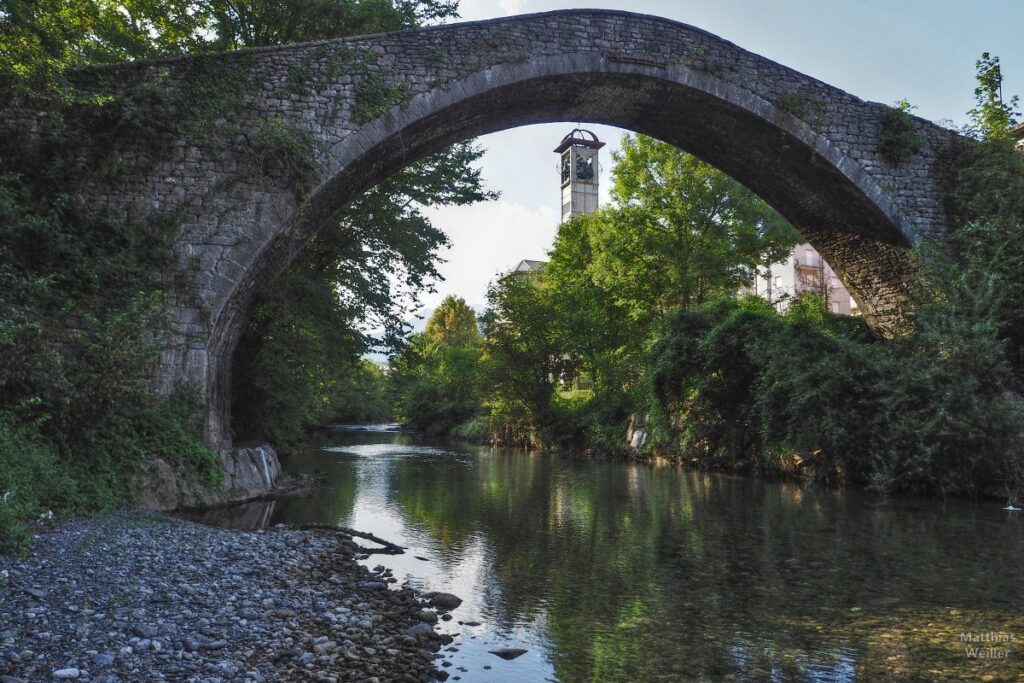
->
553 128 606 153
512 259 547 273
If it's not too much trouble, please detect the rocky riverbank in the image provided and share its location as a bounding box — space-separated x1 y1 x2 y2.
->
0 511 458 682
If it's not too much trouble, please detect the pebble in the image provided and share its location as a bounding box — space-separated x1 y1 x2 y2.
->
0 511 449 682
92 652 115 668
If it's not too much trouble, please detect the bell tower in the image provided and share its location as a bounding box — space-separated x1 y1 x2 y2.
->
554 128 604 222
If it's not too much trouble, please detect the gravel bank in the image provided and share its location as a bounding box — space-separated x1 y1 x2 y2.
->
0 511 455 682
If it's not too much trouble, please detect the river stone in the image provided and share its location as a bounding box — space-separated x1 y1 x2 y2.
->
417 609 438 624
92 652 115 668
52 669 81 680
406 623 434 637
489 647 528 660
132 624 160 639
422 592 462 611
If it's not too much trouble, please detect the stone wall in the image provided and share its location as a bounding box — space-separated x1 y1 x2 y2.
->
2 9 964 448
131 445 282 511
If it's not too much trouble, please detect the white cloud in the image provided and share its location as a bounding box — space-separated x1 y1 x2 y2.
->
422 200 560 309
497 0 528 15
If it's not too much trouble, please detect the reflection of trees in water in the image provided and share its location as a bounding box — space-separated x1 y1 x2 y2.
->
270 439 362 527
383 449 1024 681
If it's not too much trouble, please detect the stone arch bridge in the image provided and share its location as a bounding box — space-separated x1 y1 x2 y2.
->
24 10 961 449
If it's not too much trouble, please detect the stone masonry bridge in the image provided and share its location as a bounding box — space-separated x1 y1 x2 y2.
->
26 9 961 449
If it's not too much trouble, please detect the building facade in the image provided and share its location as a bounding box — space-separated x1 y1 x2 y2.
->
753 243 856 315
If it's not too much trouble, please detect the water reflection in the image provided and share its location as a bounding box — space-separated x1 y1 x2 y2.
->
187 428 1024 682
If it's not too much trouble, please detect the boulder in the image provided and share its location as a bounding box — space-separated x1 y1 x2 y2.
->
626 412 649 449
129 458 181 511
422 592 462 611
132 445 282 511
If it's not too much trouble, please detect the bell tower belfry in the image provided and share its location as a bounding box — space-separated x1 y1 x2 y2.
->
554 128 604 222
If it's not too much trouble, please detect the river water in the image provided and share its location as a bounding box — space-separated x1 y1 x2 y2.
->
187 425 1024 682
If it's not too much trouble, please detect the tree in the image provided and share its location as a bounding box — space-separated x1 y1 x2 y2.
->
585 134 800 329
543 215 633 397
200 0 457 51
476 135 801 449
967 52 1021 141
425 295 481 347
949 53 1024 386
390 297 484 433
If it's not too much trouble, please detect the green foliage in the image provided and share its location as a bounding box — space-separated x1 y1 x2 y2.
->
643 52 1024 499
462 136 800 449
967 52 1021 141
592 135 800 322
1 0 467 550
427 46 446 65
353 70 409 124
478 271 561 443
391 297 484 434
424 295 482 346
649 281 1021 498
232 141 495 445
232 274 392 446
201 0 458 51
779 90 827 126
879 99 922 163
0 0 458 99
245 117 320 199
223 4 495 447
0 167 220 553
947 145 1024 385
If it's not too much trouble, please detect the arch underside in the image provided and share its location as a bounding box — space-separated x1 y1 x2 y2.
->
209 68 921 445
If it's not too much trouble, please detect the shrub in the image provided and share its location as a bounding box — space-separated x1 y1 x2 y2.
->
878 99 923 163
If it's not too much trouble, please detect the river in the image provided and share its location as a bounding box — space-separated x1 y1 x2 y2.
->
185 425 1024 682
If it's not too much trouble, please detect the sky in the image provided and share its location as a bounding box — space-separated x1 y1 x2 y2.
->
398 0 1024 320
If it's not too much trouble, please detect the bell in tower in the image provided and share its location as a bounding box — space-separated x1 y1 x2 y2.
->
554 128 605 222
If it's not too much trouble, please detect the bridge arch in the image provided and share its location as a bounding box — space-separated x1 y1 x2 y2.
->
32 10 960 448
